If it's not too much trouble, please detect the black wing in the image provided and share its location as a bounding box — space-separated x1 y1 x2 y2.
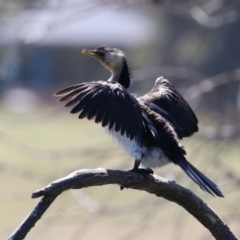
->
139 77 198 139
54 81 143 145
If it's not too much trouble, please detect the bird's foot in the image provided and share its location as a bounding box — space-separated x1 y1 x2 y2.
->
129 167 154 175
120 168 154 190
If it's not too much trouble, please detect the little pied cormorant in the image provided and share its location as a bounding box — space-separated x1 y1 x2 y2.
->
54 46 223 197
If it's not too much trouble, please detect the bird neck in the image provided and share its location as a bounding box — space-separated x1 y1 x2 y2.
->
108 58 131 89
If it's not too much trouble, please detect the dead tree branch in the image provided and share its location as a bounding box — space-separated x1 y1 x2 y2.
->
7 168 238 240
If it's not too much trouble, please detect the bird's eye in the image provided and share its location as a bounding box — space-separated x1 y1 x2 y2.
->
97 51 105 57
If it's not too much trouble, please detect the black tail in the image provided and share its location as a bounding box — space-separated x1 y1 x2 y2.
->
175 157 224 197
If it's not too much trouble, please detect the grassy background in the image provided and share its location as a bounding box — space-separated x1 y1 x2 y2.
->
1 105 240 240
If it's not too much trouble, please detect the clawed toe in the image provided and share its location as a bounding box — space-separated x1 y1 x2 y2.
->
120 167 154 190
129 167 154 175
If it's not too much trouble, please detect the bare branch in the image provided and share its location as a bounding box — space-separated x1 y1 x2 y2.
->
184 68 240 101
197 125 240 139
190 6 239 28
7 168 238 240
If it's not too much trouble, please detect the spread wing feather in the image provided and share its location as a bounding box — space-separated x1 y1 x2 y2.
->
140 77 198 139
55 82 143 145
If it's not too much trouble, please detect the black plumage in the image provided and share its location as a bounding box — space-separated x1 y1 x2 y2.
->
55 46 223 197
56 81 143 144
140 77 198 139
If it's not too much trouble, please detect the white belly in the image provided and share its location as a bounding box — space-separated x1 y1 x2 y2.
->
141 147 170 168
106 127 143 160
106 127 170 169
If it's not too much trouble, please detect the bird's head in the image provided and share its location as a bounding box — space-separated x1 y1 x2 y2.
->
82 46 131 88
82 46 125 73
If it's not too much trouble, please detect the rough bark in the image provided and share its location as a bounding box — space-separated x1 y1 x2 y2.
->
7 168 238 240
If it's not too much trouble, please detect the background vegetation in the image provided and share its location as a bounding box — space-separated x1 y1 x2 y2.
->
1 1 240 239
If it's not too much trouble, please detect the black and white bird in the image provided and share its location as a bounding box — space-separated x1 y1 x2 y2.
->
54 46 223 197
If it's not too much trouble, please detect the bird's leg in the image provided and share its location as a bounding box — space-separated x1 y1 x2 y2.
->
120 159 153 191
130 159 154 175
